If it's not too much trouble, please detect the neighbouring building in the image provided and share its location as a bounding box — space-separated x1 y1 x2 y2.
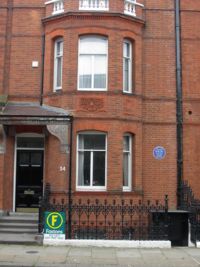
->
0 0 200 245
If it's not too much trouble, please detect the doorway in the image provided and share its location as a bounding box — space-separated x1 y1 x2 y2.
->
15 136 44 211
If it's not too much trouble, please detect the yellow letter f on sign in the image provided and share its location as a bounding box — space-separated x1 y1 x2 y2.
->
52 215 58 227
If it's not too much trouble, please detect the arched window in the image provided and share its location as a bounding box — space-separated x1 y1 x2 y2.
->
53 38 63 91
77 132 107 190
78 36 108 91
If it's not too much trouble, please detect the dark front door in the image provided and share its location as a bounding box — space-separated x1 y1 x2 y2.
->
16 150 43 208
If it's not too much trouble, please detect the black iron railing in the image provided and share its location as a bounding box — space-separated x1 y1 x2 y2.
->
39 184 169 240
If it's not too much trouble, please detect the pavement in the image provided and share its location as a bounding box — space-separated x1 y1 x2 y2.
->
0 244 200 267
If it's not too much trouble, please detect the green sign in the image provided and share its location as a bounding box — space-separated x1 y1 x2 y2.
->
44 211 66 240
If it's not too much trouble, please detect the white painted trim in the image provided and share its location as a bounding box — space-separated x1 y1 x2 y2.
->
52 9 64 15
125 0 144 8
79 7 109 11
45 0 61 5
44 239 171 248
17 133 44 138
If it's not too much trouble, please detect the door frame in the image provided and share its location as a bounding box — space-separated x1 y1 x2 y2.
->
13 133 45 212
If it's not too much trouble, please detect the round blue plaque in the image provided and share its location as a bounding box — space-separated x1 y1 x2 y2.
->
153 146 166 160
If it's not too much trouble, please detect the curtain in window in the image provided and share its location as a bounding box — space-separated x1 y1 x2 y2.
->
79 56 92 88
94 55 106 88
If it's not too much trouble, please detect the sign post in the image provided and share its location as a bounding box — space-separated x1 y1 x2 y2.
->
44 211 66 240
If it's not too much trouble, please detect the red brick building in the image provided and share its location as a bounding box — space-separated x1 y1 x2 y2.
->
0 0 199 244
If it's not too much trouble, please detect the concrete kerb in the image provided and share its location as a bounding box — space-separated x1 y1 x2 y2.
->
43 239 172 248
196 241 200 248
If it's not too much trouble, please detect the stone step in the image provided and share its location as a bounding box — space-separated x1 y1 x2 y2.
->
0 222 38 229
7 214 38 218
0 217 38 223
0 212 41 244
0 227 38 234
0 233 42 245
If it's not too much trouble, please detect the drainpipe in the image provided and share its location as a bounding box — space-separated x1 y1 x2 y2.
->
175 0 183 208
40 34 45 106
68 117 73 239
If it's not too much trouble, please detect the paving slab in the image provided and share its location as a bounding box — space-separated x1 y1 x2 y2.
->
167 258 200 267
162 248 187 259
0 254 16 262
68 247 92 257
13 254 39 264
43 245 70 254
66 256 92 264
37 254 67 264
91 257 118 265
92 248 116 258
116 248 141 258
182 247 200 256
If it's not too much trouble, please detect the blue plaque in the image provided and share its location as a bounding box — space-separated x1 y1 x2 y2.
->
153 146 166 160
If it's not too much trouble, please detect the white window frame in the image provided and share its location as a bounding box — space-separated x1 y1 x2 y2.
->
123 39 132 93
123 134 132 191
78 36 108 91
53 38 63 91
76 132 107 191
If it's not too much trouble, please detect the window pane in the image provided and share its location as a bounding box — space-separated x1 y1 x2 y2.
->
78 151 90 186
124 58 130 92
83 134 105 150
56 41 63 56
123 136 130 151
56 57 62 88
93 151 105 186
124 42 130 58
123 40 132 93
80 36 107 54
94 74 106 88
123 153 129 187
94 55 107 88
17 137 44 148
79 55 92 88
54 39 63 89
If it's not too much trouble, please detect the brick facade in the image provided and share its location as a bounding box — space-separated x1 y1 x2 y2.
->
0 0 199 212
